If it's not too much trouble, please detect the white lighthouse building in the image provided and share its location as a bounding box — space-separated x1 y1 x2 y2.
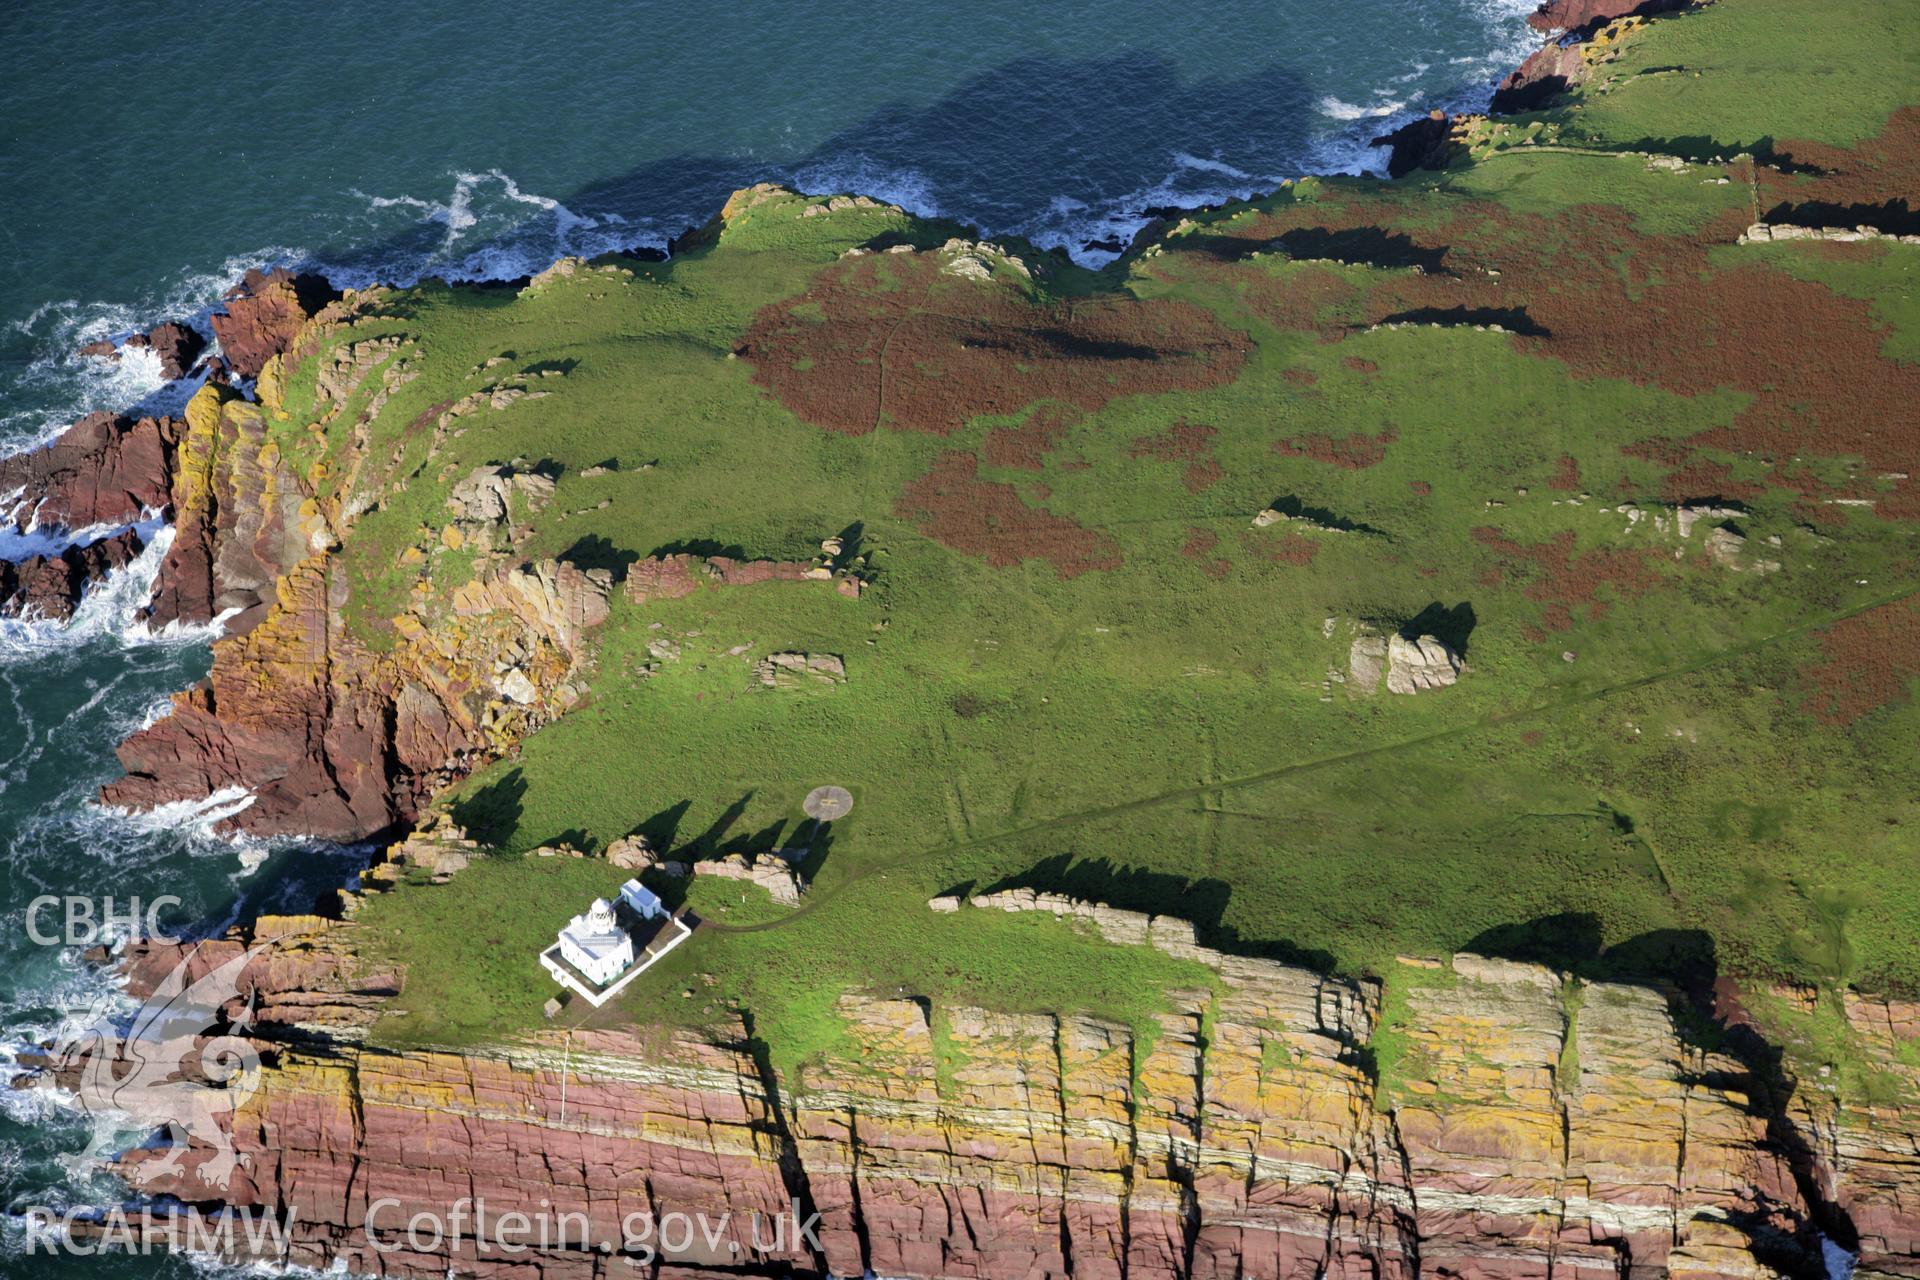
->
555 897 634 987
541 877 693 1007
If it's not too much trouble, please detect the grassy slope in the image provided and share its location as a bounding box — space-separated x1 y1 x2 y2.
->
328 0 1920 1088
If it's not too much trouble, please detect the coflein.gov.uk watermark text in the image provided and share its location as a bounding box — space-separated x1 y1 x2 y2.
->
23 1198 824 1265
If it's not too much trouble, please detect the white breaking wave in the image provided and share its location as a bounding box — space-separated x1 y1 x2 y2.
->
0 524 232 662
1318 95 1408 121
785 154 946 224
91 786 271 876
0 510 165 562
344 167 653 286
0 245 298 455
1173 152 1253 179
94 785 259 837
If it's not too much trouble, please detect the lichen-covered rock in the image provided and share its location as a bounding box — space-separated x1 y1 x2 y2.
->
145 383 314 633
753 651 846 688
605 833 659 869
1350 633 1388 694
1385 633 1463 693
103 555 610 839
26 900 1899 1280
693 851 807 905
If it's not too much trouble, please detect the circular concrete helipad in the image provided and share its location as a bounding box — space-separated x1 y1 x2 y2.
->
802 785 854 822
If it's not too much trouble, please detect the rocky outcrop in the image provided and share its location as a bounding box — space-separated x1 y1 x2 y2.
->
126 321 208 380
1526 0 1689 37
1385 633 1464 693
0 380 323 634
0 529 145 621
1371 111 1471 179
51 901 1915 1280
753 651 846 688
1492 41 1588 113
80 321 207 380
211 268 341 381
144 383 317 633
102 554 612 840
0 411 178 533
1348 632 1464 695
689 851 808 905
445 463 556 552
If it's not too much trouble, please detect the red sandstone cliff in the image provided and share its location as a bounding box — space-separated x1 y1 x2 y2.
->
30 900 1909 1280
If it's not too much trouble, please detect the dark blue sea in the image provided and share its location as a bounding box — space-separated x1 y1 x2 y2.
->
0 2 1538 1274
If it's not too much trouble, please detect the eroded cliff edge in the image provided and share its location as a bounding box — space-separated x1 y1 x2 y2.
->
85 897 1920 1280
3 0 1918 1275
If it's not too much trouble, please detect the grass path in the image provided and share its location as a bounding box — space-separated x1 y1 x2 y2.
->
700 578 1920 937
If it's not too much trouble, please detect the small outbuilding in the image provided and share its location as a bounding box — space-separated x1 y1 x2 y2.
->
620 879 666 920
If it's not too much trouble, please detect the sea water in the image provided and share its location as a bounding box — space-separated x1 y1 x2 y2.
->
0 2 1544 1274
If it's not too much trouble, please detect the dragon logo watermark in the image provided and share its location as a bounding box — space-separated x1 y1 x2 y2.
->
48 944 265 1193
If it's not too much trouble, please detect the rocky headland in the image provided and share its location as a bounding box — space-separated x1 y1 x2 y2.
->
46 897 1917 1279
5 0 1919 1276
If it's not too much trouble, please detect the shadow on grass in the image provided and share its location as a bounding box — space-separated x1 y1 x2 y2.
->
1399 600 1477 656
1171 225 1451 275
978 854 1338 972
1376 304 1550 337
450 768 526 848
1263 494 1389 537
649 537 750 561
1607 134 1828 175
1762 197 1920 237
560 533 640 580
1463 912 1720 987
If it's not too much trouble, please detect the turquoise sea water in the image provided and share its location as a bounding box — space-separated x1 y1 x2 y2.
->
0 2 1538 1274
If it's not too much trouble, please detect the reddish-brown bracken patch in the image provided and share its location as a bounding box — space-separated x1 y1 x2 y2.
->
1472 527 1664 630
1284 368 1319 386
1243 529 1319 566
1338 193 1920 518
1180 527 1231 579
1344 357 1379 374
1274 429 1396 470
743 253 1249 436
1185 145 1920 518
1130 420 1223 492
1801 596 1920 725
895 450 1121 579
1761 108 1920 236
1547 455 1581 491
983 403 1080 471
1410 480 1432 496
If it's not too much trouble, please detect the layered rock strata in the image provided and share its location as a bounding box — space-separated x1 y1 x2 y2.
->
37 899 1915 1280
